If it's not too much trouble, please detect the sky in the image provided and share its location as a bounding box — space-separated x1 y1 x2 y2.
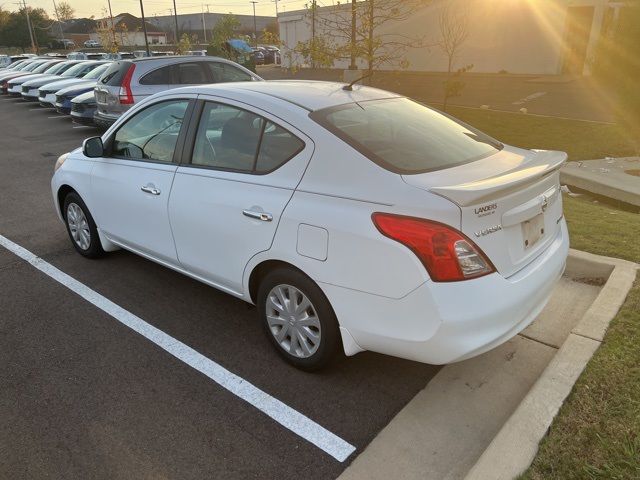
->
3 0 317 19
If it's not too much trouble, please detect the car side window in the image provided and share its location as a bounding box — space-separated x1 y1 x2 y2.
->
255 122 304 173
192 102 263 171
174 63 208 84
207 63 252 83
139 65 172 85
112 100 189 163
191 101 304 173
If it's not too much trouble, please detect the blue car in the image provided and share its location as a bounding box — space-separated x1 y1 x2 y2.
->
54 82 94 114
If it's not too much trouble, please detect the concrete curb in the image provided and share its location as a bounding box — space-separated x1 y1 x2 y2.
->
464 250 638 480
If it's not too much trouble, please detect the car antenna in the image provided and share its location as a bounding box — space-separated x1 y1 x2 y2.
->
342 71 373 91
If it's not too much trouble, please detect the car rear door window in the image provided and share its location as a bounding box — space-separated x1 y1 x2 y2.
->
140 65 172 85
112 100 189 163
100 61 133 86
206 62 252 83
191 101 304 173
255 122 304 173
174 62 208 84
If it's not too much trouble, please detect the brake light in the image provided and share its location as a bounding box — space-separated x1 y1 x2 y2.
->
372 213 495 282
118 64 136 105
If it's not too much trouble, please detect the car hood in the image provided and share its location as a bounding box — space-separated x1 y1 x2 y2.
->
0 71 33 82
71 91 95 104
22 74 67 87
40 78 93 92
12 73 65 86
56 81 95 97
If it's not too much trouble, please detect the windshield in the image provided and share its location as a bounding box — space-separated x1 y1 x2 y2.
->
45 61 75 75
34 62 60 73
23 61 47 72
310 98 503 174
81 63 109 79
62 62 94 77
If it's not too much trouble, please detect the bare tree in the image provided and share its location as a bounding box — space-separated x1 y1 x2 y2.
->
56 1 74 22
438 4 471 111
289 0 430 74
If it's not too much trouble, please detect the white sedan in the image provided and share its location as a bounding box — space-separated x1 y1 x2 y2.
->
51 81 569 370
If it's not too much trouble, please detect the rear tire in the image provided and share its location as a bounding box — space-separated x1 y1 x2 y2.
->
257 267 341 371
63 192 105 259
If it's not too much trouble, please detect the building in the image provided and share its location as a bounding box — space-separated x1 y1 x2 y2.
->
149 12 276 43
279 0 624 75
93 13 167 47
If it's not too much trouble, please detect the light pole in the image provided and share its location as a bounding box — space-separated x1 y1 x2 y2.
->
201 4 206 43
250 1 258 46
349 0 356 70
173 0 179 45
138 0 150 56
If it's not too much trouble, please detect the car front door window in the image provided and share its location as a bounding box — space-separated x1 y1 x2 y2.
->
112 100 189 163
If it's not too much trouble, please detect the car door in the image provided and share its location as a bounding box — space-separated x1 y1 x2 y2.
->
90 96 195 264
168 97 313 295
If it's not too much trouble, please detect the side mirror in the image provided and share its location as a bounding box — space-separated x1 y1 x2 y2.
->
82 136 104 158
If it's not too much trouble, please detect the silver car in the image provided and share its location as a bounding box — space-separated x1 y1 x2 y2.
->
93 56 262 129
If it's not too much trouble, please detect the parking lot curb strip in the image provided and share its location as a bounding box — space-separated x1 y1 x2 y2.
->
464 250 638 480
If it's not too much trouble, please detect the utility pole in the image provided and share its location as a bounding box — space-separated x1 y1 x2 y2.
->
172 0 179 45
349 0 356 69
201 4 206 43
107 0 116 48
274 0 278 17
311 0 316 69
250 1 258 46
367 0 373 73
138 0 150 56
17 0 37 54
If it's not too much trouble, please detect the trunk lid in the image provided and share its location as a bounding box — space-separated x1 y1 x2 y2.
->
402 147 566 278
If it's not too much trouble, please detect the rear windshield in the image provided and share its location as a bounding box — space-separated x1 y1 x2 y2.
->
310 98 502 174
99 61 132 86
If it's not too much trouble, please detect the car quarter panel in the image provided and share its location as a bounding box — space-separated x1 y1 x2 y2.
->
243 129 462 300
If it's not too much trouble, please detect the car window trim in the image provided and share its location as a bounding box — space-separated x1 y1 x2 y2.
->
104 98 196 165
180 98 305 176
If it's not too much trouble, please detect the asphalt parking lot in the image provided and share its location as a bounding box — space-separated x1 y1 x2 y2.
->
0 98 440 479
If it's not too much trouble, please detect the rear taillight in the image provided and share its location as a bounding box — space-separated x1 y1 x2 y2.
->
118 64 136 105
372 213 495 282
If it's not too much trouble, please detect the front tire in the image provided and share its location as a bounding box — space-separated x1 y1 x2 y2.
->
257 268 341 371
63 192 105 259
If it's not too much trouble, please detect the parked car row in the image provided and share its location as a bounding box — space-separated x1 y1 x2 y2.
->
0 55 262 129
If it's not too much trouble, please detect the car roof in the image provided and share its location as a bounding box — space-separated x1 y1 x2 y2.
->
130 55 224 63
168 80 402 112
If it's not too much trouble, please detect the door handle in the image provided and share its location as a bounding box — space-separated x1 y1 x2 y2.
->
243 210 273 222
141 185 161 195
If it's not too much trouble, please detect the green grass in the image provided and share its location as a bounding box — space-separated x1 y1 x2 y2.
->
447 106 637 161
451 107 640 479
520 194 640 480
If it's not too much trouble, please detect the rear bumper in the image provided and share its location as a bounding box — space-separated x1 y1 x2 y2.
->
324 219 570 365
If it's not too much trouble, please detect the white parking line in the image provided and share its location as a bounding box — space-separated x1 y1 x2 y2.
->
0 234 356 463
72 125 92 129
47 116 65 119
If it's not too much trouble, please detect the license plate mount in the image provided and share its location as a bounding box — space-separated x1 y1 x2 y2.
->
522 213 545 250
